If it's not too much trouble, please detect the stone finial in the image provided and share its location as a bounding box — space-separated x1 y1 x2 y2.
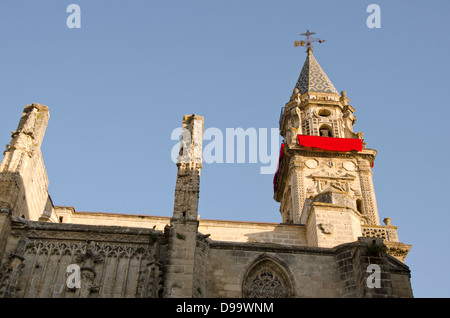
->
177 114 204 167
340 91 350 106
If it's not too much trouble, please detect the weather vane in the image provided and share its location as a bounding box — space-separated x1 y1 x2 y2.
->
294 30 326 52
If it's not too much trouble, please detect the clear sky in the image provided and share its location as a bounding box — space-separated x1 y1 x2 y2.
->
0 0 449 298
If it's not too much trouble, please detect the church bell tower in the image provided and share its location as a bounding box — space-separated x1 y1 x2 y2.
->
274 31 410 258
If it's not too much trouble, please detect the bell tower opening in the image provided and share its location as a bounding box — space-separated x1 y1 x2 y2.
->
319 124 333 137
356 199 363 213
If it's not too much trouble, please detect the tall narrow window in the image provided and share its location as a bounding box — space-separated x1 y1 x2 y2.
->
356 199 363 213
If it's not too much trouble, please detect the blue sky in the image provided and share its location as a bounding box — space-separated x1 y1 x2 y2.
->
0 0 449 297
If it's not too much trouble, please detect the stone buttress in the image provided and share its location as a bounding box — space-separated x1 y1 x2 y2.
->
0 103 55 223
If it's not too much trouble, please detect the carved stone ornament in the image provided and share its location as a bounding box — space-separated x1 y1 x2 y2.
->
71 241 103 298
305 159 319 169
343 161 356 171
329 180 345 192
0 236 28 298
319 223 334 234
136 241 163 298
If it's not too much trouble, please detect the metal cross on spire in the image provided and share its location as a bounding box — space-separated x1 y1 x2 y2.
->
294 30 326 52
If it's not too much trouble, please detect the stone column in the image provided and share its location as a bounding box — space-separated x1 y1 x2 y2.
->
164 114 204 298
358 159 380 225
289 156 305 224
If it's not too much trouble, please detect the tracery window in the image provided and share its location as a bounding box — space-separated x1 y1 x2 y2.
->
242 258 293 298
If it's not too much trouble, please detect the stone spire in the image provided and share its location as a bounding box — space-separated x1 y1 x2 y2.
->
276 34 383 246
294 49 339 96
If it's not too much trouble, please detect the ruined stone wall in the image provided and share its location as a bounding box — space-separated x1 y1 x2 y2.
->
0 215 165 298
0 213 413 298
0 104 54 222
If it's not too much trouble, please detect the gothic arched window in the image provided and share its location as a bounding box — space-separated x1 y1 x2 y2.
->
242 257 294 298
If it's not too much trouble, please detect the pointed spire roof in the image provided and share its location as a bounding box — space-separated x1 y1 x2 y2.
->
294 48 338 95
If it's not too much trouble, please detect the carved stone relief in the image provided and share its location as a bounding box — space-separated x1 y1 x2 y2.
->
343 161 356 171
13 235 162 298
319 223 334 235
136 241 163 298
71 241 103 298
0 236 28 298
306 171 357 199
304 159 318 169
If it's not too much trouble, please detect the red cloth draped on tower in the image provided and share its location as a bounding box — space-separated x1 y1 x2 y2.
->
273 136 366 192
297 135 363 152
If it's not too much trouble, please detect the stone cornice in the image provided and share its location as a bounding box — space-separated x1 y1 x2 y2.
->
209 240 335 255
10 216 162 244
288 145 377 162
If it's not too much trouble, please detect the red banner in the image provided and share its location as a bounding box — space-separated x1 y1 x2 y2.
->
274 136 367 192
297 135 363 152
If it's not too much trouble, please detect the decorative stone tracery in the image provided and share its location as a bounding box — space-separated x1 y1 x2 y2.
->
242 256 294 298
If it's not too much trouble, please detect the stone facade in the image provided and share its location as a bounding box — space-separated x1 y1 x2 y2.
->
0 46 413 298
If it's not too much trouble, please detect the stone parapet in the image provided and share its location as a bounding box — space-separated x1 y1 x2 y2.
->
361 224 399 242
